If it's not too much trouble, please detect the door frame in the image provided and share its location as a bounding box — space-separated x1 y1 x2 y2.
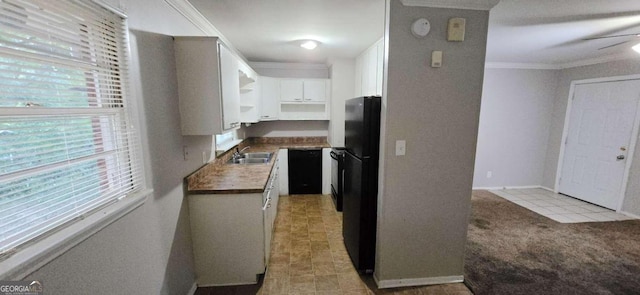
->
554 74 640 212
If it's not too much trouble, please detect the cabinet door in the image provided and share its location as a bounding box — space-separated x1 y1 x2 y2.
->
360 51 370 96
304 80 326 102
278 149 289 195
376 39 384 95
260 77 279 120
354 54 363 97
366 46 378 96
280 79 304 102
218 43 241 130
263 192 272 264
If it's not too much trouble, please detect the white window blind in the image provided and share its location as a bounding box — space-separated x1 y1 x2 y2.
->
215 132 234 148
0 0 143 258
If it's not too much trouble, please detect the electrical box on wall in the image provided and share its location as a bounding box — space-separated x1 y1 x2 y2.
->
447 18 466 41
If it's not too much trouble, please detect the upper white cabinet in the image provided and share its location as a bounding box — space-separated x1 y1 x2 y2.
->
238 61 260 123
279 79 328 102
260 77 279 121
278 78 330 120
376 40 384 95
355 37 384 97
219 44 241 130
303 80 327 102
280 79 304 102
174 37 242 135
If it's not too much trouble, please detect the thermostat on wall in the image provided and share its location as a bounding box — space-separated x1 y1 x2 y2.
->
411 18 431 38
448 17 466 41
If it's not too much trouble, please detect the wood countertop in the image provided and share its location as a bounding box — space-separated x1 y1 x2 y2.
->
187 137 330 194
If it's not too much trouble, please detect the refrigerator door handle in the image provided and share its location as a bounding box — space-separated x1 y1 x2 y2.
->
330 151 339 160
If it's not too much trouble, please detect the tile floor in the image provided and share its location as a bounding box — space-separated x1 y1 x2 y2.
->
197 194 472 295
490 188 637 223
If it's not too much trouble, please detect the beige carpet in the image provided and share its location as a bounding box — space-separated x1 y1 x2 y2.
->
465 190 640 295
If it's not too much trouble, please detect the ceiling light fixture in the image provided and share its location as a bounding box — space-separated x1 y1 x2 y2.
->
633 42 640 54
300 40 318 50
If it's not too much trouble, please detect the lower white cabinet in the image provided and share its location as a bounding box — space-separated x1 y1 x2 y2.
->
322 148 331 194
278 149 289 195
188 162 280 286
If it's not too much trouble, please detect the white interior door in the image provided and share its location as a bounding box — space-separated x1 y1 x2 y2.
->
559 79 640 209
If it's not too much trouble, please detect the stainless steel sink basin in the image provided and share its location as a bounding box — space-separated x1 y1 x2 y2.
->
227 158 270 165
227 152 273 165
242 152 273 160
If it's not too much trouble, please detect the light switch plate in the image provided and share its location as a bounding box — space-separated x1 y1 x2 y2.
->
395 140 406 156
431 51 443 68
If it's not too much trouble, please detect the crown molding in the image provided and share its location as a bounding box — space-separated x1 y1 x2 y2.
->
163 0 257 64
485 52 640 70
163 0 222 36
485 62 561 70
558 52 638 69
249 62 328 70
399 0 500 11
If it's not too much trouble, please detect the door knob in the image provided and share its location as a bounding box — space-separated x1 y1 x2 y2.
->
617 155 626 160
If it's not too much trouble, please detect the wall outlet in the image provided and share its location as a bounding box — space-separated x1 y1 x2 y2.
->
486 171 492 178
395 140 406 156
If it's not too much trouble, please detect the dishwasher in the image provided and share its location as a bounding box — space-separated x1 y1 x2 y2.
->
288 148 323 194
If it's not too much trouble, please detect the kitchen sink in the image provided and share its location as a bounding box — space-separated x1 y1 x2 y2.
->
242 152 273 160
227 152 273 165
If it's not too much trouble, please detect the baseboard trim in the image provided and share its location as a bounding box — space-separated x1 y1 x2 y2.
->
473 185 541 190
187 282 197 295
620 211 640 219
375 275 464 289
539 186 555 192
197 282 258 287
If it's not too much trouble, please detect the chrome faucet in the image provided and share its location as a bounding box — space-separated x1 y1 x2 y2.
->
232 146 251 161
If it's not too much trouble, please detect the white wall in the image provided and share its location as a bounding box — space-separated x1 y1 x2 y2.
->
328 59 356 147
473 68 559 188
23 1 212 294
541 59 640 216
249 62 329 78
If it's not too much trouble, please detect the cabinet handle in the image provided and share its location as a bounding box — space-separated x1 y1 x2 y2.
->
261 115 270 118
262 197 272 211
294 98 302 101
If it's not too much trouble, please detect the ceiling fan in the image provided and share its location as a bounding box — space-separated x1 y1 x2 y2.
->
583 33 640 50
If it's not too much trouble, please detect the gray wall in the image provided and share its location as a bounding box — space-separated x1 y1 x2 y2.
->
24 1 212 294
376 0 489 282
541 59 640 215
473 68 559 188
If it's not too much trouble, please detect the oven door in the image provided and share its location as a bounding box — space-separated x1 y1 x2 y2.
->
331 150 340 191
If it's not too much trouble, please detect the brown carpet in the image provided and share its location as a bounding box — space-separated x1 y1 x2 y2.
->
464 190 640 295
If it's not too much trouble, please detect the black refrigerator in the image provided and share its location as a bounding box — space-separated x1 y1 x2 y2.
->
343 96 381 273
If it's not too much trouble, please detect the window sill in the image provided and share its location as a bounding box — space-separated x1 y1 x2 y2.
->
0 189 152 280
215 139 243 156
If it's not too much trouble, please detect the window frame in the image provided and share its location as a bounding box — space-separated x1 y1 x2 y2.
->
0 0 150 280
